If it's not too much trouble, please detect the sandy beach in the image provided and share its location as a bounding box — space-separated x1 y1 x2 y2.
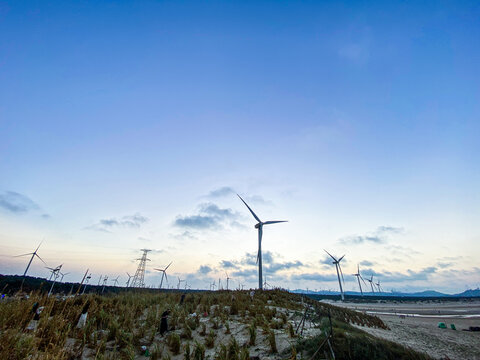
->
327 300 480 360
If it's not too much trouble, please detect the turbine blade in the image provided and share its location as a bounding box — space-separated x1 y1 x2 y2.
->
338 254 345 262
323 249 336 261
263 220 288 225
35 254 47 265
165 261 172 270
237 194 261 223
34 241 43 253
13 253 33 257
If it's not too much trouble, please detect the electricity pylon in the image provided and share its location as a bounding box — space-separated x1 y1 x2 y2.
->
131 249 151 288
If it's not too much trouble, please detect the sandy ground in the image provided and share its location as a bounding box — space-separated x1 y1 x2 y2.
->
326 300 480 360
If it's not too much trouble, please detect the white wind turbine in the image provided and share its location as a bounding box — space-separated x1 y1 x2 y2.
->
14 242 47 286
376 279 383 293
324 250 346 301
154 262 172 289
367 275 375 294
111 276 120 287
237 194 287 290
353 264 367 296
225 272 231 291
126 272 133 287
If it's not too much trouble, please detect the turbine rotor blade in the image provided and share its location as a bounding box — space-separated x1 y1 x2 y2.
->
35 254 47 265
323 249 337 261
34 241 43 253
237 194 261 223
13 253 33 257
263 220 288 225
165 261 172 271
338 254 345 262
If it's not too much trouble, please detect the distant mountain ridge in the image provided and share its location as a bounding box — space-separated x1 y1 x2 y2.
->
292 288 480 298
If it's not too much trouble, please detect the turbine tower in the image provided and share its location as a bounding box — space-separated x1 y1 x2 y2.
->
154 261 172 289
237 194 287 290
131 249 151 288
353 264 366 296
324 250 346 301
367 275 375 294
225 272 231 291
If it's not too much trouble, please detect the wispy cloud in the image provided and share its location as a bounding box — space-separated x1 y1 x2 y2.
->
198 265 213 274
174 202 242 230
290 273 338 282
207 187 236 198
85 213 149 232
0 191 48 217
339 226 404 245
220 251 303 280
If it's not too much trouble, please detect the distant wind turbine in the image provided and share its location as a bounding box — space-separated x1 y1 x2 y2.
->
324 250 346 301
353 264 367 296
126 272 133 287
59 271 70 282
111 276 120 287
154 262 172 289
367 275 375 294
14 242 47 288
376 279 383 293
237 194 287 290
225 272 231 291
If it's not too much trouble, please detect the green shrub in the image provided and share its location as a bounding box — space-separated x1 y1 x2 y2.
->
268 330 277 353
167 333 181 354
205 329 215 348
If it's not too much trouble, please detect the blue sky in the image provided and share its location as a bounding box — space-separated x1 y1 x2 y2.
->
1 1 479 293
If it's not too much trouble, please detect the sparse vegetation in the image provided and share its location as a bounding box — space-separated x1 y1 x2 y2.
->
0 288 433 359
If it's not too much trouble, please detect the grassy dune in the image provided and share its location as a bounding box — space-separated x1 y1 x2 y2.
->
0 289 432 359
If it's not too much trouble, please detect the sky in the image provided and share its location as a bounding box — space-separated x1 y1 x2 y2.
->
0 0 479 294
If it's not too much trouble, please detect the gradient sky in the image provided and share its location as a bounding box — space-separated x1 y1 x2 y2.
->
1 1 479 293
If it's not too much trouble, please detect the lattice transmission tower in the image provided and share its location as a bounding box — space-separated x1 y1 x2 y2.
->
130 249 151 288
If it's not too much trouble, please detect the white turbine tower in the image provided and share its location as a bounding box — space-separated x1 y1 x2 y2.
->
154 262 172 289
353 264 367 296
225 272 231 291
237 194 287 290
367 275 375 294
126 272 133 287
324 250 346 301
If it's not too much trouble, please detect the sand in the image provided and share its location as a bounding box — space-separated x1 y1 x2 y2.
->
326 299 480 360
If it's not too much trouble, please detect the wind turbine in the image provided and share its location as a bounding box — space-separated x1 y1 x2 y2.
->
225 272 231 291
237 194 287 290
324 250 346 301
211 280 216 291
177 277 184 290
111 276 120 287
376 279 383 293
353 264 367 296
101 276 108 293
48 264 62 296
59 271 70 282
154 261 172 289
14 242 47 287
82 274 92 295
126 272 133 287
367 275 375 294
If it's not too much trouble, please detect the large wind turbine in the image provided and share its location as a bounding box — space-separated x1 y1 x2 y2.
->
14 242 47 284
324 250 346 301
353 264 367 296
237 194 287 290
154 261 172 289
367 275 375 294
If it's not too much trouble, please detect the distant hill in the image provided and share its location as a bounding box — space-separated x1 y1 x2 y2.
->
293 288 480 298
454 288 480 297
